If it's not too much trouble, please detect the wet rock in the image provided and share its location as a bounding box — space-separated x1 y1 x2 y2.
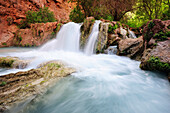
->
96 22 109 53
0 57 30 69
140 40 170 72
80 17 95 48
0 60 76 112
117 36 144 60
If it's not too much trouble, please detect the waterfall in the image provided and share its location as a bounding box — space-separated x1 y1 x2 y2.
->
128 29 137 39
84 20 101 55
39 22 81 52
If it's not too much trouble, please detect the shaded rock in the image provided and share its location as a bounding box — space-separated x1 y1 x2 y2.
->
117 36 144 60
0 61 76 113
0 57 30 69
142 19 169 49
96 22 109 53
140 40 170 72
80 17 95 48
107 34 121 47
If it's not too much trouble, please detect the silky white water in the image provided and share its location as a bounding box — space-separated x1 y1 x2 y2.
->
40 22 81 52
0 22 170 113
84 20 101 55
128 30 137 39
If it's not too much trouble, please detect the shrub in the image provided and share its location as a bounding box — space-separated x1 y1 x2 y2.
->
20 7 56 28
147 56 170 71
148 21 155 29
108 24 118 34
69 7 85 23
153 31 169 41
2 43 7 45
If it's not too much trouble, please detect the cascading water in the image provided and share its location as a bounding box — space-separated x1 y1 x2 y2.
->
39 22 81 52
128 29 137 39
84 20 101 55
0 22 170 113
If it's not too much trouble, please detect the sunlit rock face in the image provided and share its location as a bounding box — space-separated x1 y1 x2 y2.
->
0 0 74 47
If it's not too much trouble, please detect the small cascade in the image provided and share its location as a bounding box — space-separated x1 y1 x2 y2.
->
84 20 101 55
39 22 81 52
128 29 137 39
104 46 117 54
120 27 127 39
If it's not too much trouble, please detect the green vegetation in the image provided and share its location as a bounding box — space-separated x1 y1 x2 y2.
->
148 21 155 29
153 31 169 41
20 7 56 28
2 43 7 46
147 56 170 71
0 58 14 67
0 81 6 86
69 0 169 27
108 24 118 34
56 23 62 32
69 7 85 23
48 63 61 69
19 36 22 41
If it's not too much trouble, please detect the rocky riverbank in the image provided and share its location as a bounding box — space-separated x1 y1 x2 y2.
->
0 59 76 112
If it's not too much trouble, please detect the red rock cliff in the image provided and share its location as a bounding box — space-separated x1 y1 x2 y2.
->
0 0 74 47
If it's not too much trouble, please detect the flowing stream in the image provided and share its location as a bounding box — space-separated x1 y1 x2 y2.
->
0 22 170 113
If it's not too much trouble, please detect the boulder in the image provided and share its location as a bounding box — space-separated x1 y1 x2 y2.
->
0 60 76 112
140 40 170 72
117 36 144 60
142 19 169 49
0 57 30 69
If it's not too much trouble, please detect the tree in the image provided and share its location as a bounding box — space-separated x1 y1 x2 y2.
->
69 0 137 22
136 0 169 20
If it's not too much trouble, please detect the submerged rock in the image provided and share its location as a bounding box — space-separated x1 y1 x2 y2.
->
0 57 30 69
117 36 144 60
0 60 76 113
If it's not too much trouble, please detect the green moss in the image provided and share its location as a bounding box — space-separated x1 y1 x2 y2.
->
47 63 61 69
147 56 170 72
0 81 6 86
0 58 15 67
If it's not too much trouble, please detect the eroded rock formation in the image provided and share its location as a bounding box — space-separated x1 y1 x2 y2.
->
0 60 76 112
0 0 73 47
